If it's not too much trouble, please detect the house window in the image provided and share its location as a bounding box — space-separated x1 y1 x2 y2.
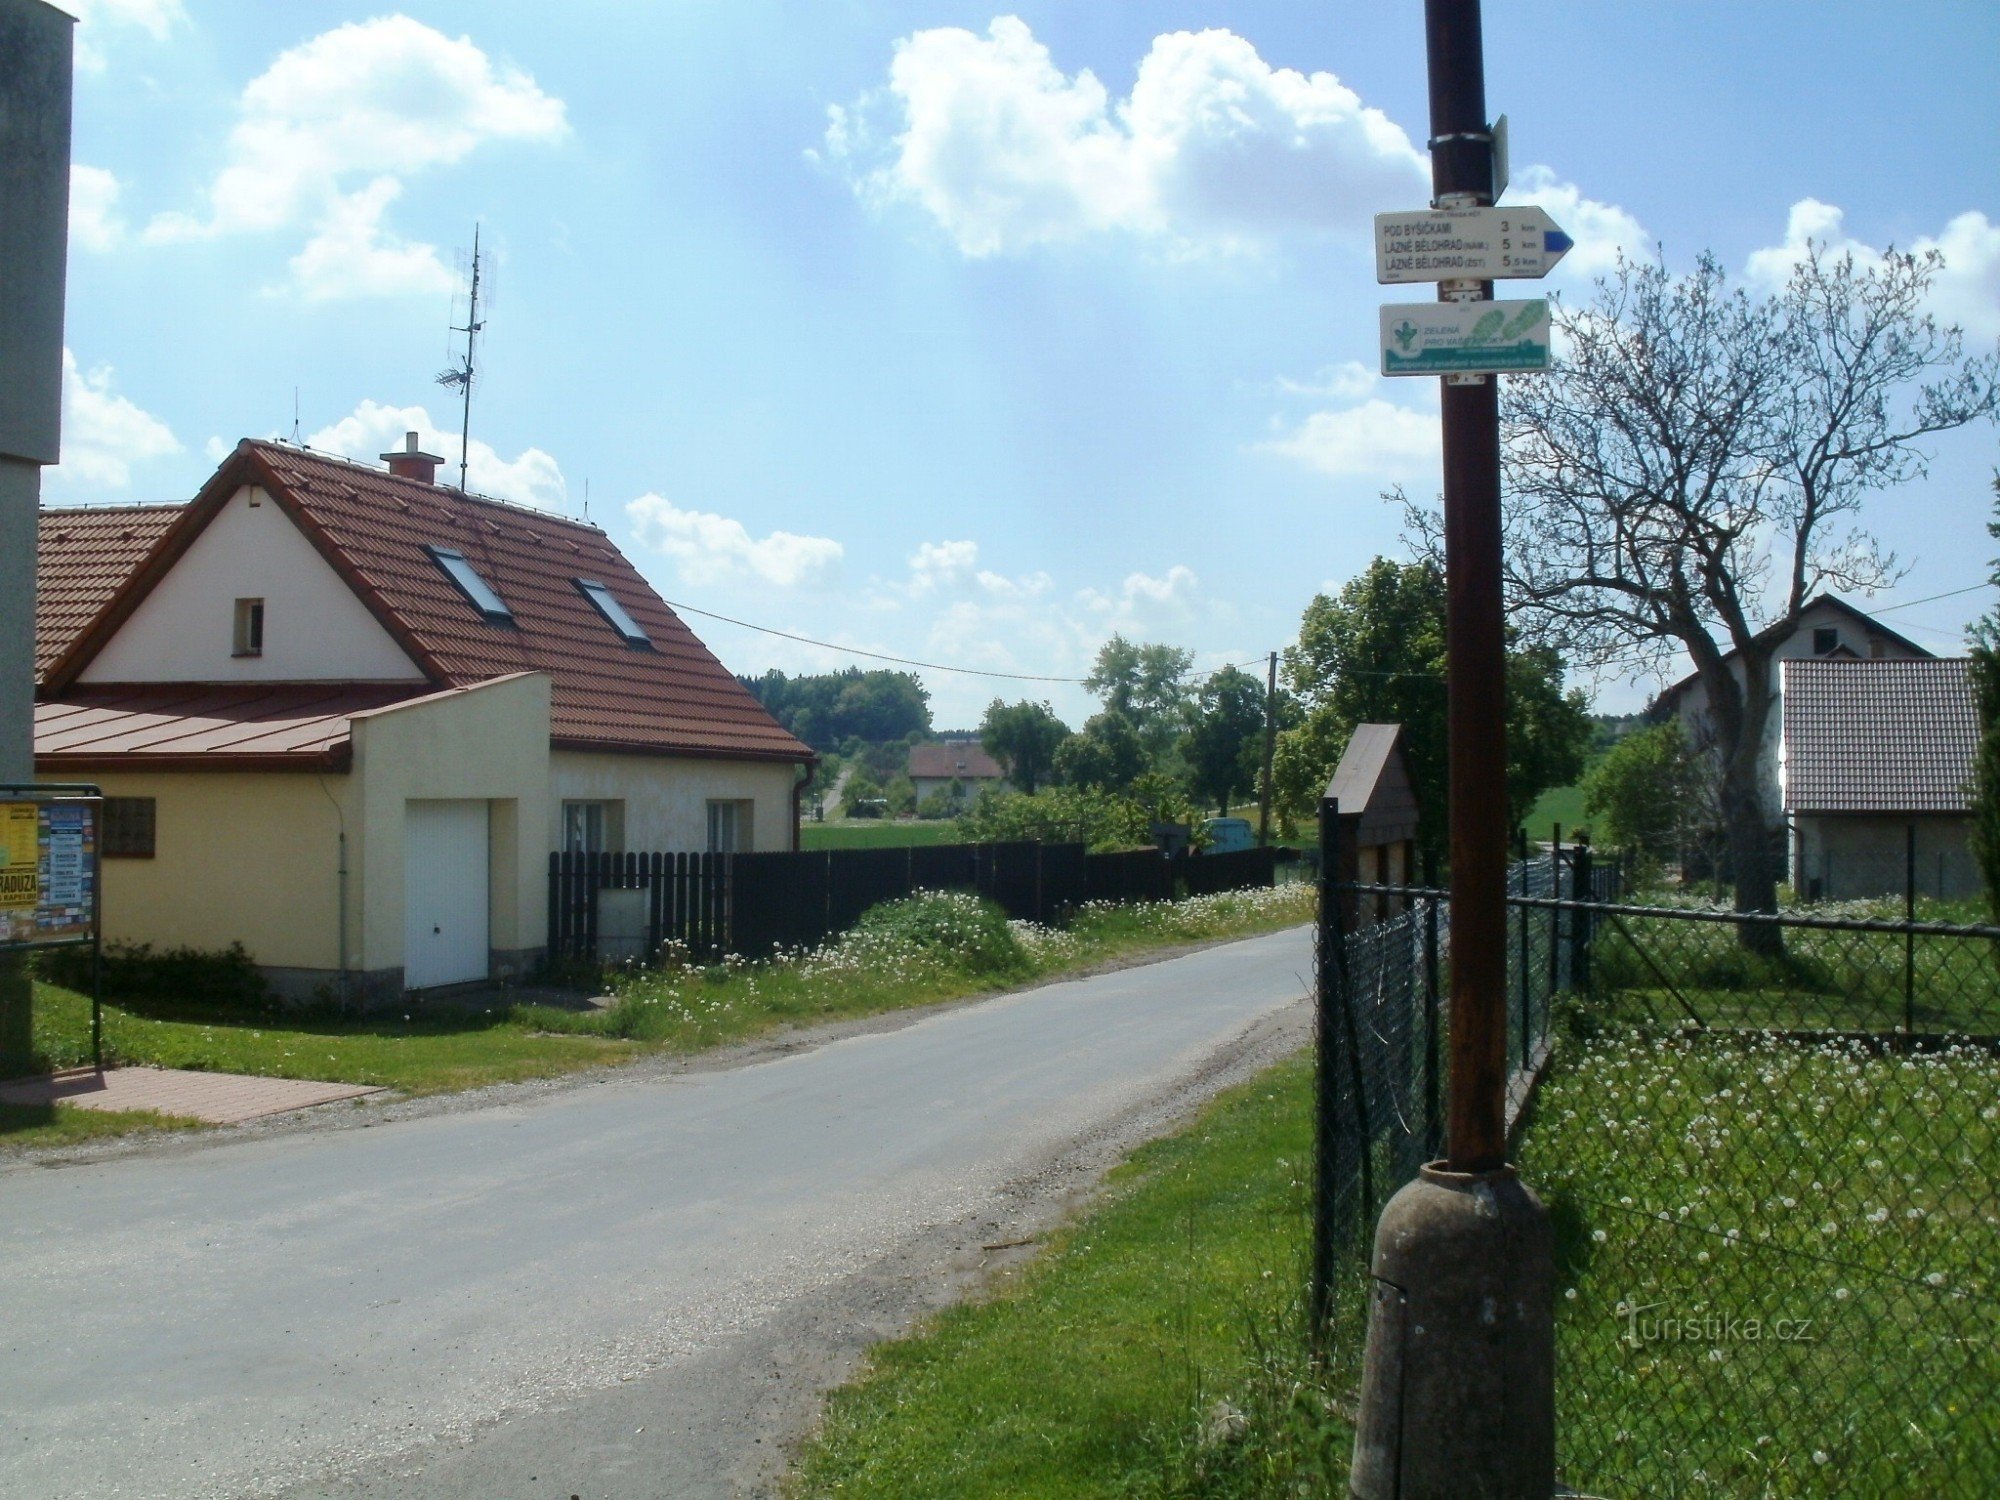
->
562 800 622 855
233 598 264 657
425 545 514 623
706 799 753 854
573 578 652 647
1812 627 1839 655
102 797 156 859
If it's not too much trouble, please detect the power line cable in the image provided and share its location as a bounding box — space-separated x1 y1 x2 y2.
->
660 593 1278 685
1868 581 1989 617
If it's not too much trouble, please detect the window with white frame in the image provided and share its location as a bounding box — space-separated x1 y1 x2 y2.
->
562 800 622 855
233 597 264 657
706 799 753 854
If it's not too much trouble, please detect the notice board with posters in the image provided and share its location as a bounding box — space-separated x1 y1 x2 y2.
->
0 792 100 951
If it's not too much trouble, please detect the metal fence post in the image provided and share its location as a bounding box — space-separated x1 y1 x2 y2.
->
1312 796 1343 1338
1570 839 1593 996
1422 850 1442 1158
1906 821 1917 1034
1517 827 1531 1070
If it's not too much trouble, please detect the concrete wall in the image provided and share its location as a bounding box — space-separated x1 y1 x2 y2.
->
1793 813 1980 902
82 484 425 684
348 674 553 993
551 750 797 853
84 767 352 977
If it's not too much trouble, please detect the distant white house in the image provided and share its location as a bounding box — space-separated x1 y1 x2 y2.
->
1655 596 1931 823
1780 658 1981 901
907 740 1005 805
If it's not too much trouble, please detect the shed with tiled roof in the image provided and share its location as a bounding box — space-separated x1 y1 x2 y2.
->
1780 658 1982 901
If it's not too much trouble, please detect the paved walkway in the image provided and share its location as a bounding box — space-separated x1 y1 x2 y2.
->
0 1065 384 1124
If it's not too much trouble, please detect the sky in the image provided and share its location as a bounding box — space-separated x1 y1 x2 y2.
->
44 0 2000 729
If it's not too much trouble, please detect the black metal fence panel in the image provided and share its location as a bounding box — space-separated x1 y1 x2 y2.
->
549 837 1247 964
1316 839 2000 1495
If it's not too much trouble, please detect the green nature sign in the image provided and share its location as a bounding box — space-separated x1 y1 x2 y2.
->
1379 298 1551 376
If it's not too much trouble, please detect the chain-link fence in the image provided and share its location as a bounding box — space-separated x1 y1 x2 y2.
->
1317 835 2000 1495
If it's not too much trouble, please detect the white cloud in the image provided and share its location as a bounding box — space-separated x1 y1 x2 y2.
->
1261 397 1439 480
62 0 186 72
284 178 455 303
68 165 124 252
1275 360 1377 403
203 435 231 462
627 494 844 589
908 538 979 593
1506 165 1650 281
47 348 180 490
825 17 1425 256
143 16 565 299
305 399 565 511
1745 199 2000 342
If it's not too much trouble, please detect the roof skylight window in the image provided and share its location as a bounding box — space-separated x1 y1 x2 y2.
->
575 578 652 647
425 545 514 623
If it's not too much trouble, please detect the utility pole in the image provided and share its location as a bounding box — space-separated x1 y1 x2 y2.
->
1257 650 1278 847
1348 1 1554 1493
0 0 74 1077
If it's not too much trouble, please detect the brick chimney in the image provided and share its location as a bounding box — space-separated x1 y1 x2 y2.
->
379 430 444 485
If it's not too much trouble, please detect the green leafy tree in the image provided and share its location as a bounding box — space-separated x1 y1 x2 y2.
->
1968 477 2000 922
956 785 1153 851
884 772 918 817
1581 719 1709 867
1182 665 1267 817
740 667 932 749
979 700 1070 794
1086 635 1194 765
1054 711 1147 792
842 769 886 818
1274 557 1591 860
1409 244 2000 934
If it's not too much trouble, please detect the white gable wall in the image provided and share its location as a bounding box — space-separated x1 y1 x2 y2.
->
80 485 425 683
1668 600 1927 821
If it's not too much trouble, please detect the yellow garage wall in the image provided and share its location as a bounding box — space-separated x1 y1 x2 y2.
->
551 751 800 853
348 673 553 974
83 768 351 970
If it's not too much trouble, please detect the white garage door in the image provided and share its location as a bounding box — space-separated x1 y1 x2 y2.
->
404 800 490 990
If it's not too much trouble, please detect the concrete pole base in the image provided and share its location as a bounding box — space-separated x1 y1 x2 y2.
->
1348 1162 1555 1499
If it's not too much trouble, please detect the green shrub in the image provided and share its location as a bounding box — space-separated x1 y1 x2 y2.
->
38 940 275 1015
849 892 1030 978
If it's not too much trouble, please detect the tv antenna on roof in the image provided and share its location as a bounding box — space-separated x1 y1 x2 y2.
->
436 224 484 492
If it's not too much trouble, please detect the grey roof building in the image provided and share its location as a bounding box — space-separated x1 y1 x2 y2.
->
1780 658 1982 901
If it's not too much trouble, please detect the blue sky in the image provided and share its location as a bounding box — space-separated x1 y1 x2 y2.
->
47 1 2000 727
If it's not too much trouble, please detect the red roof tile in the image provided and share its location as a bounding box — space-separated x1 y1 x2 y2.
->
43 442 812 764
907 741 1004 780
35 505 181 681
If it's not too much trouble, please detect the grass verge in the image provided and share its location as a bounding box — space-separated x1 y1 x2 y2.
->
792 1051 1347 1499
0 1101 209 1152
13 885 1311 1147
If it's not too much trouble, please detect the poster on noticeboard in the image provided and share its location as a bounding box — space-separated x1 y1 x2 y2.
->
0 798 97 949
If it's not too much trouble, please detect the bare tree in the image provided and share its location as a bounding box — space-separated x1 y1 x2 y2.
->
1409 244 1998 941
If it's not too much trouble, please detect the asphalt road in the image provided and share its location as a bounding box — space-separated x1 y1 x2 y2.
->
2 926 1312 1498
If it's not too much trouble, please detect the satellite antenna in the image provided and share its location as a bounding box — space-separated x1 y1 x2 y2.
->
436 224 483 492
291 388 301 445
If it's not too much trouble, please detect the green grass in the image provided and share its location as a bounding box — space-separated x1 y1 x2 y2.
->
1586 899 2000 1034
528 885 1315 1055
1526 781 1588 839
793 1052 1346 1499
801 819 962 849
0 1101 209 1151
11 886 1312 1148
1522 1031 2000 1494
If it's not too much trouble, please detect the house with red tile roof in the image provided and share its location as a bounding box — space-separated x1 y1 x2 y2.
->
35 435 812 1001
905 740 1004 807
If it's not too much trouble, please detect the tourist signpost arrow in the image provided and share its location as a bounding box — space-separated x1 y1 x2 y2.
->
1379 298 1551 377
1374 205 1572 284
